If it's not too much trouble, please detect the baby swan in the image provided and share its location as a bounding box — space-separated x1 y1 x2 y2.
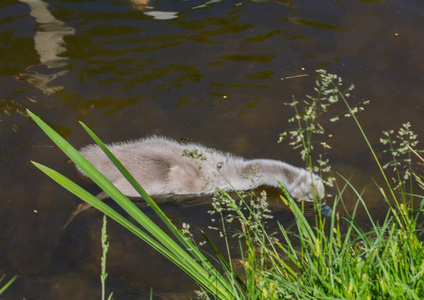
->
63 136 330 229
78 136 325 202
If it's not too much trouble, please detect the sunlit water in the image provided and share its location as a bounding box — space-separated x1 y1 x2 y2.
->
1 0 424 298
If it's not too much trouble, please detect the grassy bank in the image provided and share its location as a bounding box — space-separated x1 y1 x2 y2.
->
28 70 424 299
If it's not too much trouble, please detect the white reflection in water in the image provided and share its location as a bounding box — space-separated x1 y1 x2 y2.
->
131 0 223 21
143 10 179 20
192 0 221 10
19 0 75 94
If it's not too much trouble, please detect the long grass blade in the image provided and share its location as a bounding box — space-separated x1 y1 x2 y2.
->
79 123 225 273
32 162 180 262
200 230 247 291
0 275 17 295
33 162 229 292
27 110 236 299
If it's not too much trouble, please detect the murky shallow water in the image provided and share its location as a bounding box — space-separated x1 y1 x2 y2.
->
1 0 424 298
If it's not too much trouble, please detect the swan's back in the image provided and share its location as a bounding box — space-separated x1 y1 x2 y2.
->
78 136 244 196
80 136 185 178
67 136 331 229
78 136 325 204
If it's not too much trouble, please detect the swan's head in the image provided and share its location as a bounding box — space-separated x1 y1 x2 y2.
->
289 171 325 202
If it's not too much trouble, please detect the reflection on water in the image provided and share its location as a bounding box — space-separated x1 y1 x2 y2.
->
131 0 180 20
143 10 179 20
142 0 221 20
18 69 69 95
252 0 296 8
2 0 424 298
192 0 222 10
129 0 150 11
18 0 75 94
285 17 348 31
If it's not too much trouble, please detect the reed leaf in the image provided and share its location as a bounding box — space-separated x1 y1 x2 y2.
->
0 275 17 295
27 110 237 299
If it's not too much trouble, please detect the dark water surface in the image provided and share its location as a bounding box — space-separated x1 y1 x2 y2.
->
1 0 424 298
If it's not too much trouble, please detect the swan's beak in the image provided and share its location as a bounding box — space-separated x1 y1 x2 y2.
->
319 202 332 217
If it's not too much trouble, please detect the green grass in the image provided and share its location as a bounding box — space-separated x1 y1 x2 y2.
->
250 182 424 299
101 215 113 300
28 110 243 299
28 70 424 299
0 274 17 296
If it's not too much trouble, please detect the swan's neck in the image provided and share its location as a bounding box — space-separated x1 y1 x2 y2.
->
214 158 303 192
240 159 303 191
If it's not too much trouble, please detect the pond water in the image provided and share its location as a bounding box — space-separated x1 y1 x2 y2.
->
1 0 424 298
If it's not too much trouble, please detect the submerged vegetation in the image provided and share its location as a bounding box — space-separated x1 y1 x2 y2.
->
29 70 424 299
